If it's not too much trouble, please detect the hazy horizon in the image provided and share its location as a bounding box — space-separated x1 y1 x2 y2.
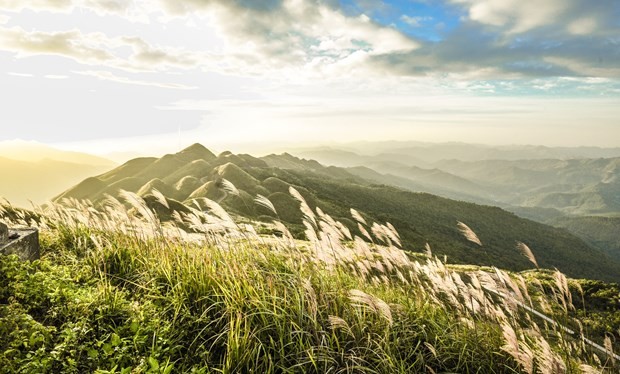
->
4 136 620 165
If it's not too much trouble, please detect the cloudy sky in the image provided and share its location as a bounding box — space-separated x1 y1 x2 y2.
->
1 0 619 157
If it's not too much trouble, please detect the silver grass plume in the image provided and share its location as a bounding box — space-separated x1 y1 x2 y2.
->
150 188 169 209
424 242 433 258
118 190 157 224
348 289 393 325
220 178 240 196
457 221 482 246
516 241 538 268
289 186 316 228
350 208 367 225
254 194 277 215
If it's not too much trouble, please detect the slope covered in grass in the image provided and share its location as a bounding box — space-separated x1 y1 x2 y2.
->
280 171 620 283
53 144 620 283
1 195 618 373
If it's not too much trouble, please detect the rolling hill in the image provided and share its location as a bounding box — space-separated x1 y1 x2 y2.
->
435 158 620 216
55 143 620 283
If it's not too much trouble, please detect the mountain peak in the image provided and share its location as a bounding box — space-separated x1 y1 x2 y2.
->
177 143 216 161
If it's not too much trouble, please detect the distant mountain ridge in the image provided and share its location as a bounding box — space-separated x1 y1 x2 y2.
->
435 158 620 216
0 140 115 166
55 143 620 283
0 142 117 207
314 141 620 163
297 146 620 217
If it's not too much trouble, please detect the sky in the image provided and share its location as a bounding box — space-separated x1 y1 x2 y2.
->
1 0 619 157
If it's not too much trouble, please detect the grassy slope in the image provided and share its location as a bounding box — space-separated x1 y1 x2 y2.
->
1 199 617 373
52 145 620 283
279 172 620 283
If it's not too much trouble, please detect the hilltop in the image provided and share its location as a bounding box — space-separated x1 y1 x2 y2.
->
55 143 620 283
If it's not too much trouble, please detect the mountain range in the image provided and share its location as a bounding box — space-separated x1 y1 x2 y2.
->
55 143 620 283
310 141 620 163
297 146 620 216
295 144 620 261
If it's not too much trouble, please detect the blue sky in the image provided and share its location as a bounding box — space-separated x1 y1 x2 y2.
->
0 0 619 156
339 0 462 41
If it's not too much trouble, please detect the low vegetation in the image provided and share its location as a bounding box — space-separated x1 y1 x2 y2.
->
1 189 619 373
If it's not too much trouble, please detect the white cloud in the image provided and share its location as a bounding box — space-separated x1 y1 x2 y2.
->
1 0 618 108
0 0 421 81
0 25 215 73
155 0 420 77
75 70 197 89
44 74 68 79
451 0 615 36
7 71 33 77
453 0 568 33
567 17 597 35
401 15 432 28
0 0 73 12
0 0 132 15
0 27 113 63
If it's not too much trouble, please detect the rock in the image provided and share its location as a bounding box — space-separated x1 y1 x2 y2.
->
0 222 40 261
0 221 7 242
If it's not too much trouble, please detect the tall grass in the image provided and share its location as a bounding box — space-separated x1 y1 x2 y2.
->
0 188 617 373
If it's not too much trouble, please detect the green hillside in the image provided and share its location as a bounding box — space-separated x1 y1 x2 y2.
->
345 166 499 206
2 198 617 372
550 216 620 261
274 170 620 282
54 144 620 282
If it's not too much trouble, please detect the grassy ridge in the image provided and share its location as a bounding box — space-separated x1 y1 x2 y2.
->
52 145 620 283
1 194 617 373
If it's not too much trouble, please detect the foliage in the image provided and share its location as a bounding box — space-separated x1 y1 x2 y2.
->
1 192 618 373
